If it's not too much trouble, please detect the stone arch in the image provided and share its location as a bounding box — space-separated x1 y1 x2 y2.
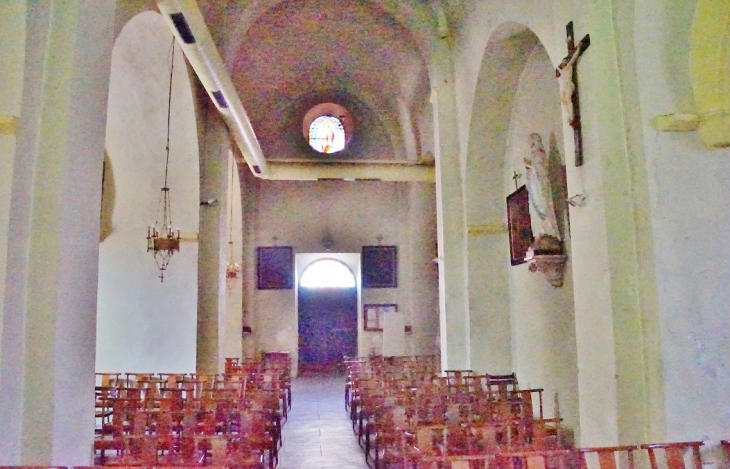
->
96 10 200 373
464 22 579 438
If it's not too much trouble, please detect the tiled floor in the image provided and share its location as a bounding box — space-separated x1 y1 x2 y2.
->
277 373 369 469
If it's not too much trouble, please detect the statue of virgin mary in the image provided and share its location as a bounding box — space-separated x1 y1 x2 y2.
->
524 133 562 253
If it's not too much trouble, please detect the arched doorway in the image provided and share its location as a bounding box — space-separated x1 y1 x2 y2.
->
298 258 358 373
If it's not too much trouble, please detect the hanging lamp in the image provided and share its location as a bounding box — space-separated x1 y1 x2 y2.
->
226 156 242 280
147 37 181 282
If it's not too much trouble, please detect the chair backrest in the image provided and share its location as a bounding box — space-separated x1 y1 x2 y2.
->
496 448 572 469
486 373 519 394
578 445 640 469
722 440 730 460
641 441 704 469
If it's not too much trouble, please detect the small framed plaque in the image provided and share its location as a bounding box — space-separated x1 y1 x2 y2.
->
506 186 534 266
363 304 397 331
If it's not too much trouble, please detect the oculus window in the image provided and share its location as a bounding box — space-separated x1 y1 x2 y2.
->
308 116 345 154
302 102 353 153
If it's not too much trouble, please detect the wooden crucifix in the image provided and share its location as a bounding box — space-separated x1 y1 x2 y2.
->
556 22 590 166
512 170 522 191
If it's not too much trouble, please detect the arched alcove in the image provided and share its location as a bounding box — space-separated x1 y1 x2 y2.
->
96 11 200 373
464 22 538 377
464 23 578 439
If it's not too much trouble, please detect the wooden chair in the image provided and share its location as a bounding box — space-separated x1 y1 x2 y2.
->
641 441 704 469
344 356 367 409
577 445 640 469
236 408 277 469
96 372 122 388
486 373 519 395
495 448 573 469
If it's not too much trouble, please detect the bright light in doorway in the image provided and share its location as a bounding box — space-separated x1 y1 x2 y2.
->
300 259 356 288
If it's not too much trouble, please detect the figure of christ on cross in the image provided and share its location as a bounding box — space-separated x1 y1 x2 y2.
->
556 22 590 166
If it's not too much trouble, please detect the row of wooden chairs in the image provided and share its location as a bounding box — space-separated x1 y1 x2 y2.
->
397 425 718 468
398 442 707 469
343 358 729 469
94 354 291 468
345 356 565 469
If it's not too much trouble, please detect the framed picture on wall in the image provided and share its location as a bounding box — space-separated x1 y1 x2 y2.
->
256 246 293 289
362 245 397 288
506 185 534 266
363 304 397 331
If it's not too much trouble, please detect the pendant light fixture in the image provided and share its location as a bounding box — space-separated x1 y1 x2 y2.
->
226 156 242 280
147 37 181 282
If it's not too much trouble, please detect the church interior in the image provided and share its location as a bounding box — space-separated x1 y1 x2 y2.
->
1 0 729 466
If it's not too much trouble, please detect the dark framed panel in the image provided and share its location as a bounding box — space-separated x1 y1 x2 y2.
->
362 245 397 288
506 186 534 266
256 246 293 290
363 304 397 331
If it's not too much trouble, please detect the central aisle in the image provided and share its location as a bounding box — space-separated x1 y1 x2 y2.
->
277 373 369 469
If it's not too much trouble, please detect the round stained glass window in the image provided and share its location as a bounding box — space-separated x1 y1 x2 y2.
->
308 116 346 154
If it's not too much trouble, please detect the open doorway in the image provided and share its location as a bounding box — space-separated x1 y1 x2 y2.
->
297 255 359 374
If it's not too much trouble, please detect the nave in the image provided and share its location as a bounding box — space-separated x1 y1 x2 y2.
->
25 352 730 469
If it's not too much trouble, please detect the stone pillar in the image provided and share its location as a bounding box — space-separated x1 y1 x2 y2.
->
0 1 116 464
430 38 470 372
408 183 439 355
566 0 659 445
197 106 230 374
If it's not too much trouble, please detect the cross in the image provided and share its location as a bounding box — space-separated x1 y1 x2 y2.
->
512 170 522 191
556 21 590 166
376 236 383 245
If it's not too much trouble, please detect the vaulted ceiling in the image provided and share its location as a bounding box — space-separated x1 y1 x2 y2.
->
195 0 436 163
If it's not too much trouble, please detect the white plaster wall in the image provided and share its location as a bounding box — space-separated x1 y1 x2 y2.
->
634 0 730 447
243 179 438 375
503 43 579 437
0 1 26 367
96 12 199 373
